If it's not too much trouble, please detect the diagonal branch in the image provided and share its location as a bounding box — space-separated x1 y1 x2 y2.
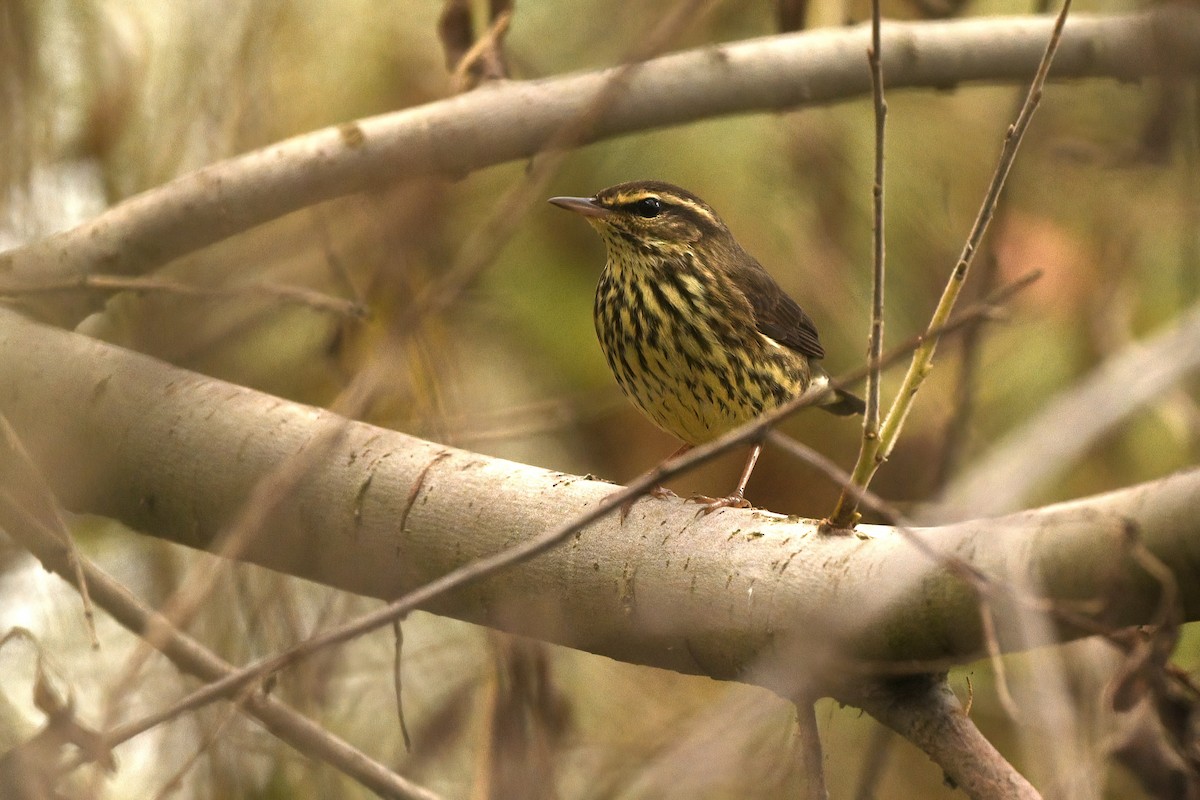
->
843 676 1041 800
2 9 1198 325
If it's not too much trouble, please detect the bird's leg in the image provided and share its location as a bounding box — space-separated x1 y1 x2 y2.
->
616 443 690 522
688 442 762 514
650 443 691 498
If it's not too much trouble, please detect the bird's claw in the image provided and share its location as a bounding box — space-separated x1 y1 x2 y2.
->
616 485 678 522
686 493 752 515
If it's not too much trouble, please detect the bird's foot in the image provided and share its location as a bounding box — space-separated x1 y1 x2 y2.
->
616 485 678 522
686 493 752 515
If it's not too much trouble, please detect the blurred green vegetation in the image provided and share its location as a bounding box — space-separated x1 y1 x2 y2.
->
1 0 1197 797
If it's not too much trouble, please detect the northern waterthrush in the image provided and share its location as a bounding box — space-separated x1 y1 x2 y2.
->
550 180 864 512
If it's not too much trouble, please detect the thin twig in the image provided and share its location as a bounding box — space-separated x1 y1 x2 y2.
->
450 10 512 91
0 274 367 318
828 0 1074 528
864 0 887 434
393 620 413 752
838 0 887 531
979 599 1021 720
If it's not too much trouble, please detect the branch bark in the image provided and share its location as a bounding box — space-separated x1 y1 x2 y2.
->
845 676 1041 799
3 8 1199 324
1 306 1197 691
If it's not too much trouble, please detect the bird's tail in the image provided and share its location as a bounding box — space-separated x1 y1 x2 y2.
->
822 387 866 416
807 371 865 416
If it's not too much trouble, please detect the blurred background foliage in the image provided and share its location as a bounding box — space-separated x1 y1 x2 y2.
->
0 0 1197 797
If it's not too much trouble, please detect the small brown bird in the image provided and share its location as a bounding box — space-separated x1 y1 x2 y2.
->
550 180 863 512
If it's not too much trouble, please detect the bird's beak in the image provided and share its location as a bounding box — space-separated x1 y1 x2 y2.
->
548 196 611 218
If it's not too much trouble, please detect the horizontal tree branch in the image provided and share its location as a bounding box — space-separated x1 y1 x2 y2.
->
2 8 1199 324
1 306 1197 696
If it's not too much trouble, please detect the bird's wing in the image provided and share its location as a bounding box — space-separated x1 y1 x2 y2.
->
738 259 826 361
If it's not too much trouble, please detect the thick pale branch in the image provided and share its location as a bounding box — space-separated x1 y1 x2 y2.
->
1 307 1198 689
2 9 1198 316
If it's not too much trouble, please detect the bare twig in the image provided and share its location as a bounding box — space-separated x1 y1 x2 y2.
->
450 11 511 91
979 599 1020 720
393 620 413 752
828 0 1074 528
835 0 887 531
864 0 887 434
0 274 367 318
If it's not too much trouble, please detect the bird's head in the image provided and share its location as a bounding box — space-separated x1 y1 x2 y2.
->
549 181 734 260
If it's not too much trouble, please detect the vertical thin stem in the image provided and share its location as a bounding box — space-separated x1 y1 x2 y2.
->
826 0 888 530
864 0 887 435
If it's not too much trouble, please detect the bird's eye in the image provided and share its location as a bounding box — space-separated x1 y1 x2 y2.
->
631 197 663 218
